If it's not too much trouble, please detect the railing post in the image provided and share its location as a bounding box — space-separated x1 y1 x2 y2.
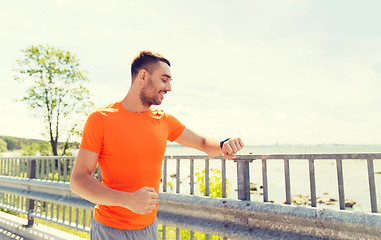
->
367 159 378 213
236 160 250 201
284 158 291 205
26 158 36 227
336 159 345 210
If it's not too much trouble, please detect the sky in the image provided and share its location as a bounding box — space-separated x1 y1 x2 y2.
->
0 0 380 145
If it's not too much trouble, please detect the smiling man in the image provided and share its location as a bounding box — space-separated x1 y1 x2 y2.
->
70 50 244 240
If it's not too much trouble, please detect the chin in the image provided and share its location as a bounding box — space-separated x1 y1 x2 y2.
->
152 100 162 106
154 97 163 105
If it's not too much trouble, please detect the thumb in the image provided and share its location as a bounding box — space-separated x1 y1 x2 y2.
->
223 153 237 160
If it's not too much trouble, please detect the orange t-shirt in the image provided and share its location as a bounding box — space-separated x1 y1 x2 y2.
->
79 101 185 230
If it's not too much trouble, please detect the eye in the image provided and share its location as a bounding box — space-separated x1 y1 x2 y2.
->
162 79 167 83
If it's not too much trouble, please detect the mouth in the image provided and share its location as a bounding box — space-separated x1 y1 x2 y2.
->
159 90 167 99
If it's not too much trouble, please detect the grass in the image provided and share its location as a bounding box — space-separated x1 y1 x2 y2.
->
159 225 228 240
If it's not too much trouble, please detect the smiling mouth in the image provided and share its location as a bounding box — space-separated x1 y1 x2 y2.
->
159 90 167 98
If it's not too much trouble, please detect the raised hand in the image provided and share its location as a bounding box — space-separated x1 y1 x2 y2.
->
222 138 244 160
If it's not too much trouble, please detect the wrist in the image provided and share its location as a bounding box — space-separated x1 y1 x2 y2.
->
119 191 131 208
220 138 230 149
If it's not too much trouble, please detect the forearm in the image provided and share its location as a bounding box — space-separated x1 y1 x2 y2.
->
200 137 223 156
70 173 128 207
175 128 244 159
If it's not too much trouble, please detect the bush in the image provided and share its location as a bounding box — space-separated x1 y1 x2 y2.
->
0 139 7 152
194 168 230 198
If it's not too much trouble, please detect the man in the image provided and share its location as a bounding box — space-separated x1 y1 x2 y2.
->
70 50 244 240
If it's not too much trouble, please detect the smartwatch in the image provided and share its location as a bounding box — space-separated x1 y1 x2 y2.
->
220 138 230 149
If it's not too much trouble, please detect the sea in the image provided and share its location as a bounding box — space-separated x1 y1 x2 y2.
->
163 144 381 213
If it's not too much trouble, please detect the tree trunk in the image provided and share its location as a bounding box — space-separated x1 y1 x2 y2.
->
50 140 59 168
51 140 58 156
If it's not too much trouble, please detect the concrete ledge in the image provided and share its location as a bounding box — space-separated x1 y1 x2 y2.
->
158 193 381 240
0 211 87 240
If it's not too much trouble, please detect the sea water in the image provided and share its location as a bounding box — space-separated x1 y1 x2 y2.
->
163 144 381 213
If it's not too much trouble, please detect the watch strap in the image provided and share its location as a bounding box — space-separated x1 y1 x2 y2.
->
220 138 230 149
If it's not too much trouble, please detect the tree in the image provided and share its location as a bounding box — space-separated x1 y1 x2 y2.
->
0 139 7 153
21 142 51 156
14 45 94 156
0 136 19 150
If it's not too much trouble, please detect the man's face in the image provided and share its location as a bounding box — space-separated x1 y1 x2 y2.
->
139 61 172 107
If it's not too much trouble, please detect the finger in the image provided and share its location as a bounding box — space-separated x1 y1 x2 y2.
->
149 191 158 199
148 205 156 212
223 153 237 160
148 197 157 202
237 138 244 149
229 140 239 153
224 144 234 155
151 196 158 201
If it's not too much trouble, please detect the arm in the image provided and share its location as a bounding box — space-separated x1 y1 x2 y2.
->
70 148 158 214
174 128 244 160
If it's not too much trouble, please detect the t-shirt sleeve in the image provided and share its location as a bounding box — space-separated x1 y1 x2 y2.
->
79 111 104 154
166 113 186 142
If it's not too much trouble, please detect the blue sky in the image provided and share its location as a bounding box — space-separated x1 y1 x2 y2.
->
1 0 380 145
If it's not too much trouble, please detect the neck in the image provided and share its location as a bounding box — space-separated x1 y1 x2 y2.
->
121 89 150 113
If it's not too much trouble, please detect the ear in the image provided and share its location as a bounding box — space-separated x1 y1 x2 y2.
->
138 69 147 84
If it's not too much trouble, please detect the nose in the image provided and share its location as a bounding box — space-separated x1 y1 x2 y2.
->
165 82 172 92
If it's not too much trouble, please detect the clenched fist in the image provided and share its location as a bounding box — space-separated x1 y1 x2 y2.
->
222 138 244 160
124 187 158 215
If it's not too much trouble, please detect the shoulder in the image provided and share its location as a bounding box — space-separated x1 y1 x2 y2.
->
92 101 121 117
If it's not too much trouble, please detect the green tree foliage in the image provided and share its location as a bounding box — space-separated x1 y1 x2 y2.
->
21 142 51 156
195 168 230 198
0 136 19 150
160 168 230 239
14 45 93 156
0 139 7 152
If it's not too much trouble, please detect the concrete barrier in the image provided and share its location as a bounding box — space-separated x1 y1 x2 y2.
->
158 193 381 240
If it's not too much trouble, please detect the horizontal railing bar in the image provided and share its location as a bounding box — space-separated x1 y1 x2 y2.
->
0 176 73 196
0 177 94 210
0 156 75 160
0 185 94 210
164 154 381 160
1 153 380 161
157 193 381 240
235 153 381 160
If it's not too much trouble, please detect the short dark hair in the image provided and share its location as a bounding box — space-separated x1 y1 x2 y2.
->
131 50 171 80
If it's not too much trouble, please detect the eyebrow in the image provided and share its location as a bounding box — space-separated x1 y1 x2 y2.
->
162 74 172 80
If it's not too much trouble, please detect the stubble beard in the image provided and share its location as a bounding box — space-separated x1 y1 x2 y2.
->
139 78 162 107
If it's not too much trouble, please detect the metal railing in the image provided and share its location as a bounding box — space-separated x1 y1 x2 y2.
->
0 154 380 239
162 153 379 212
0 156 95 232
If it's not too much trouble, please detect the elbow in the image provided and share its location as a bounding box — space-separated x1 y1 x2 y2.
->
70 174 80 194
200 137 208 153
